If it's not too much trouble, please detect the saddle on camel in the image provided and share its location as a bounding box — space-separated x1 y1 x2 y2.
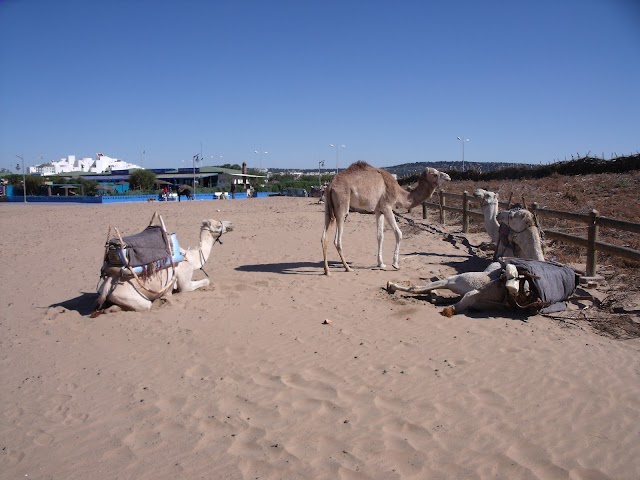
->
100 212 183 302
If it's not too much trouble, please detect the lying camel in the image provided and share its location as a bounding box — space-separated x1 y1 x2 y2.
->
387 259 576 317
322 161 450 274
387 262 505 316
495 208 544 260
473 188 544 261
95 219 233 312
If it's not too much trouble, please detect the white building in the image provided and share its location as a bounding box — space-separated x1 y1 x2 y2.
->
29 153 142 175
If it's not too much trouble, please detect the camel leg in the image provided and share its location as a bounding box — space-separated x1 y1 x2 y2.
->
321 215 334 275
334 214 352 272
381 207 402 269
449 289 483 314
177 278 210 292
376 212 386 269
175 266 210 293
387 279 447 294
108 282 154 311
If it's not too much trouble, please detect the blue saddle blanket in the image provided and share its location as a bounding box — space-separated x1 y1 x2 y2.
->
111 227 183 274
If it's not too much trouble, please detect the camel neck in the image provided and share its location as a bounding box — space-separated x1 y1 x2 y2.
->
406 182 437 209
196 229 216 269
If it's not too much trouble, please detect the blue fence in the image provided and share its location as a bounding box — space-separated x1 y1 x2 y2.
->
5 192 270 204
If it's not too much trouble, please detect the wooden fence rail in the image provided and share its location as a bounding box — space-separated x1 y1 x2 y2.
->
421 191 640 277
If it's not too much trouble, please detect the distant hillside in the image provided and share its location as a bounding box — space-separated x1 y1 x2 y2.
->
395 154 639 183
383 161 531 177
270 154 638 180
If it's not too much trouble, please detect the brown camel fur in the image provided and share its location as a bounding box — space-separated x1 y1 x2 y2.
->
321 161 450 275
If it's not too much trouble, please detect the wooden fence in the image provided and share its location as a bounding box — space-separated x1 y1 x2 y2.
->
421 191 640 277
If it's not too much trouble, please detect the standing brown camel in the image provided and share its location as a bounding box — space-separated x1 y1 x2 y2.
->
321 161 450 275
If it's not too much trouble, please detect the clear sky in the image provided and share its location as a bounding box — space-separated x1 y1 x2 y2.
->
1 0 638 171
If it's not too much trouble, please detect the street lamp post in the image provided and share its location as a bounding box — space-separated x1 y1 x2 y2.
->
318 160 325 187
193 154 201 198
254 150 268 170
456 136 469 171
16 155 26 203
329 144 346 174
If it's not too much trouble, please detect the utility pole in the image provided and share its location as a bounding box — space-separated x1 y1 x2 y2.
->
16 155 26 203
318 160 325 187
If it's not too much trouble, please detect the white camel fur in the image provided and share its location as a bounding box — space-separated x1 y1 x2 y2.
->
473 188 501 244
385 194 546 316
96 219 233 312
322 161 451 275
495 209 544 260
473 188 544 261
386 262 505 317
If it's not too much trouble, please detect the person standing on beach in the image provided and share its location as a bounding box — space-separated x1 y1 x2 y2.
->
230 181 236 199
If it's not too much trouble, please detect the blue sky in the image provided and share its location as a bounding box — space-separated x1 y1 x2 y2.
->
1 0 638 171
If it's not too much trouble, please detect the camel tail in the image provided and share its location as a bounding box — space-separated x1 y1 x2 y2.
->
324 186 336 222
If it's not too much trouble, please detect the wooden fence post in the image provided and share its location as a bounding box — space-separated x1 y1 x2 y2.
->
586 209 599 277
439 190 445 225
462 191 469 233
422 201 428 220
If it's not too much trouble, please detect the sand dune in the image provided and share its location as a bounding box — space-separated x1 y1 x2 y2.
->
1 198 639 479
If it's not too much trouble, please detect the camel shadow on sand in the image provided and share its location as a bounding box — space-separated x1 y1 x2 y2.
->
403 251 493 275
237 261 333 275
48 292 97 316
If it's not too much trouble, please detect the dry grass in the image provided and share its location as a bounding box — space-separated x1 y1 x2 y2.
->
437 170 640 339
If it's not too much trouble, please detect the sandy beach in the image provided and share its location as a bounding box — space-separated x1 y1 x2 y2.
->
1 197 639 480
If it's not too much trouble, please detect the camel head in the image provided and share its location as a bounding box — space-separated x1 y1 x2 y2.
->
473 188 499 207
420 167 451 189
496 208 535 231
201 219 234 238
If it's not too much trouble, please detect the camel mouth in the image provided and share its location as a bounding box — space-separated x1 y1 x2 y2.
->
439 173 451 184
222 221 234 232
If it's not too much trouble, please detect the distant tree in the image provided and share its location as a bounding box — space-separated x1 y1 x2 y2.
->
128 169 157 190
5 173 41 195
216 163 242 171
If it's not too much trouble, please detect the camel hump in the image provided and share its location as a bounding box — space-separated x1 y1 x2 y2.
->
344 161 373 172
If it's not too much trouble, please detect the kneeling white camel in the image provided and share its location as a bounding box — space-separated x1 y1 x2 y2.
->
95 219 233 312
473 188 544 261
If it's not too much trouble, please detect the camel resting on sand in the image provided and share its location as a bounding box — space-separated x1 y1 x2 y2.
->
387 262 505 316
387 258 577 317
322 161 450 275
95 219 233 313
495 208 544 260
473 189 544 261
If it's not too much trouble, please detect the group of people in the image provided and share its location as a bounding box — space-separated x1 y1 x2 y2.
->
230 182 254 199
158 185 193 201
157 182 255 201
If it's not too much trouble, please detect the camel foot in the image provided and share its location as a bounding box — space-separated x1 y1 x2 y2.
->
392 263 399 270
440 306 455 317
